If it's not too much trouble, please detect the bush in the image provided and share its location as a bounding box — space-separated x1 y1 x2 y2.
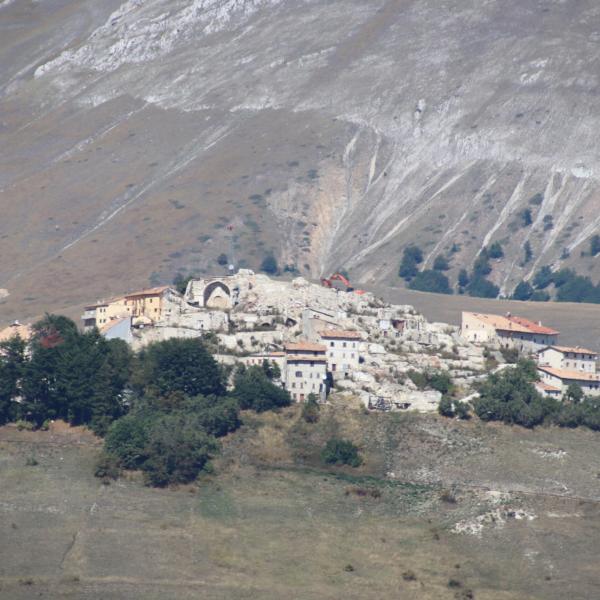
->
321 438 362 467
133 338 225 398
433 255 450 271
142 414 219 487
301 393 320 423
499 347 520 364
533 266 553 289
521 208 533 227
408 270 452 294
457 269 470 288
94 452 122 479
488 242 504 259
467 276 499 299
260 254 278 275
438 396 454 417
233 365 291 412
512 281 533 301
217 253 228 266
399 246 423 280
473 360 560 428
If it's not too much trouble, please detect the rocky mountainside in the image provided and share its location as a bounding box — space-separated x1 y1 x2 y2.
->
2 0 600 321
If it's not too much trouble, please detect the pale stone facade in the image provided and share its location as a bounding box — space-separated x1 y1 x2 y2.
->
538 346 598 374
284 342 328 402
319 330 362 378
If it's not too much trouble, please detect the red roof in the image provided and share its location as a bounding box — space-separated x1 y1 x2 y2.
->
544 345 598 356
507 315 559 336
285 342 327 353
538 365 600 382
320 329 363 340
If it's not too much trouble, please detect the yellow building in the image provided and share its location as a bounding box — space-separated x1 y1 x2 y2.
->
82 286 177 331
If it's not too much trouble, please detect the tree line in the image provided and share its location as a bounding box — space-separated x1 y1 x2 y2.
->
0 315 291 486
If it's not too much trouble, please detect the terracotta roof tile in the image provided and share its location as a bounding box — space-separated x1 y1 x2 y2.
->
285 342 327 353
320 329 363 339
538 365 600 382
544 345 598 356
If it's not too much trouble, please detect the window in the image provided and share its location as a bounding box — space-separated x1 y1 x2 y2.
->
330 341 334 347
343 342 347 348
292 383 296 389
295 371 303 377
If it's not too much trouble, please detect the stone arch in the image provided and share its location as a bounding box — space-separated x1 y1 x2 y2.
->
203 281 232 309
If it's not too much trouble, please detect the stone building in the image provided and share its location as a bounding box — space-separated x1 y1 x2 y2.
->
319 329 362 378
461 311 559 353
537 346 598 374
284 341 328 402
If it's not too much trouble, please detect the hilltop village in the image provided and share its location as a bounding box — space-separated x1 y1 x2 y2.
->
2 270 598 409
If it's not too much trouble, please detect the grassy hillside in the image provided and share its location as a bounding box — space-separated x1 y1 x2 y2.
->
2 406 600 599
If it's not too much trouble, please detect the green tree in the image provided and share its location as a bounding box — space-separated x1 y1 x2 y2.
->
217 253 229 266
523 241 533 264
321 438 362 467
467 277 499 299
142 413 219 486
438 396 454 417
457 269 470 288
591 235 600 257
260 254 278 275
488 242 504 259
521 208 533 227
173 273 193 294
399 246 423 280
533 266 553 289
233 365 291 412
474 360 559 428
565 383 584 403
301 393 320 423
0 335 27 424
512 280 533 301
433 255 450 271
408 270 452 294
133 338 225 399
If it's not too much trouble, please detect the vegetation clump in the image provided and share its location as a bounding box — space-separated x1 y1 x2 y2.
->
321 438 362 467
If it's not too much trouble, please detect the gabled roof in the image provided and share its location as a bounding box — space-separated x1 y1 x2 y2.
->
535 381 562 393
538 365 600 382
465 312 559 335
541 345 598 356
320 329 363 340
124 286 172 299
285 342 327 353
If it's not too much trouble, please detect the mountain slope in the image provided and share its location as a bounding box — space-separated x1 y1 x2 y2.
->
2 0 600 321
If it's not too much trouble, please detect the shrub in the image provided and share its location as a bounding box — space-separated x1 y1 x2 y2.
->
321 438 362 467
433 255 450 271
521 208 533 227
457 269 470 288
399 246 423 280
408 270 452 294
301 393 320 423
512 281 533 301
591 235 600 257
488 242 504 259
133 338 225 398
94 452 122 480
467 276 499 299
499 347 520 364
217 253 228 266
233 365 291 412
473 360 560 428
260 254 278 274
533 266 553 289
142 414 219 487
